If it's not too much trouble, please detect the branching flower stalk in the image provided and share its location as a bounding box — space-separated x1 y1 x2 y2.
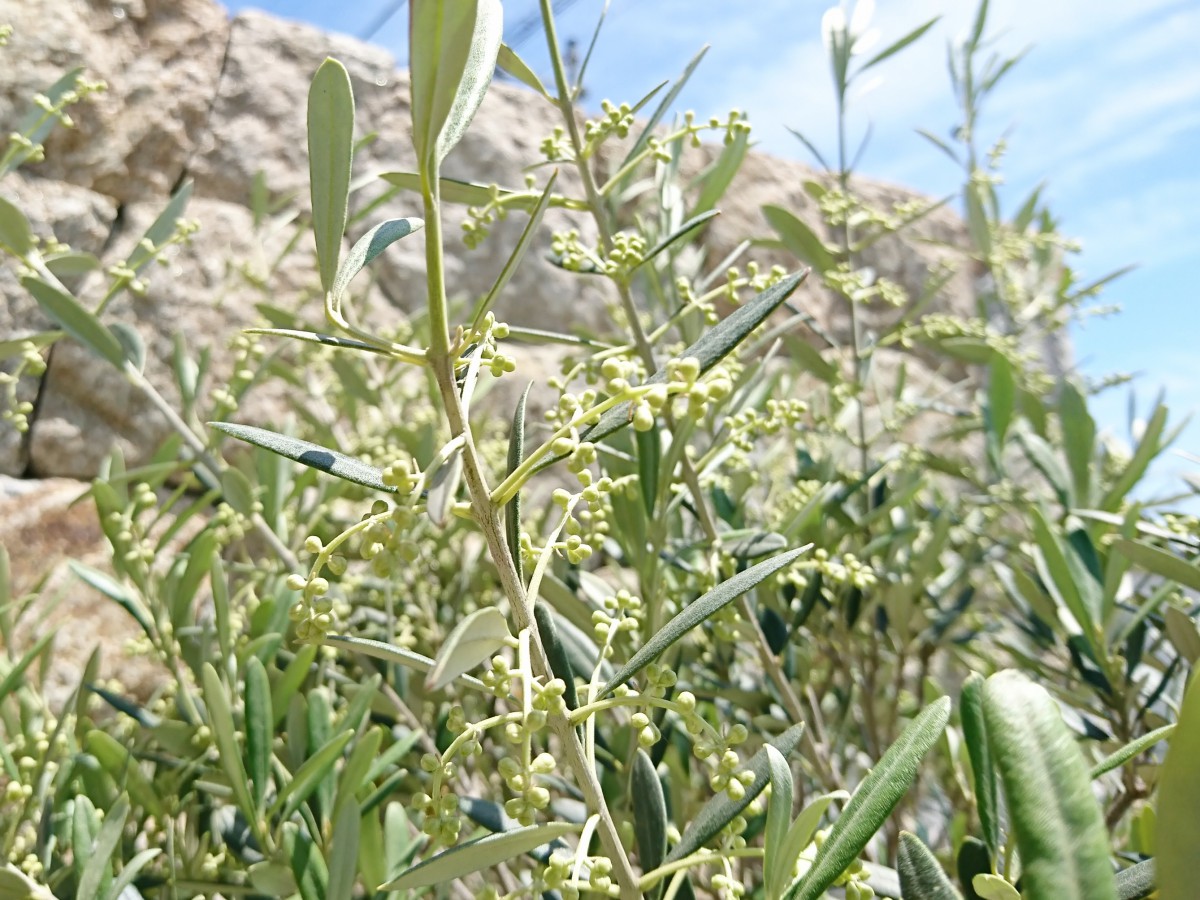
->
416 90 642 900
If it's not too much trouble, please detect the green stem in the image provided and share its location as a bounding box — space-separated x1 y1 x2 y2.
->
539 0 656 371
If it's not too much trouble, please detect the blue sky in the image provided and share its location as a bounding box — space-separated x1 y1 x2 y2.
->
225 0 1199 497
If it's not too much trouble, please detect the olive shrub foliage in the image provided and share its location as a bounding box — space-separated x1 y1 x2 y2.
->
0 3 1198 900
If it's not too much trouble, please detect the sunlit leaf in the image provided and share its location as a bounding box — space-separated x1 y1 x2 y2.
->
308 58 355 294
380 822 578 890
601 546 809 695
983 671 1116 900
426 607 511 691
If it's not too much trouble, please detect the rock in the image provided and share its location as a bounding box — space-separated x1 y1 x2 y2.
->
0 475 167 708
0 0 228 203
28 195 325 478
0 173 118 475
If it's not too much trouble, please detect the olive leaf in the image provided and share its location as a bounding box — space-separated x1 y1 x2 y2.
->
308 58 355 294
210 422 396 494
786 697 951 900
380 822 579 891
601 546 809 696
982 671 1116 900
897 831 963 900
425 607 511 691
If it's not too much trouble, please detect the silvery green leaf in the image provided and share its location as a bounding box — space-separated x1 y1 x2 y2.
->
763 745 796 900
0 195 34 256
210 422 396 494
505 383 531 582
380 822 579 891
324 634 488 692
201 663 257 821
308 58 355 294
331 218 423 308
497 43 553 100
1155 668 1200 900
983 672 1116 900
76 794 128 900
425 443 463 528
21 275 125 369
425 607 510 691
631 750 668 890
601 546 809 696
786 698 951 900
897 831 963 900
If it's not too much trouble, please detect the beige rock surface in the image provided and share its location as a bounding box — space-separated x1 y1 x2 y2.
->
0 475 166 708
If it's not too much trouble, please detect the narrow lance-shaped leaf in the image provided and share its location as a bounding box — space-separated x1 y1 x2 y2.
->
960 673 1000 858
1090 723 1175 780
1113 539 1200 592
1164 606 1200 665
435 0 502 163
763 205 836 274
785 697 952 900
634 209 720 270
324 633 488 692
409 1 489 167
577 271 807 453
425 444 463 528
210 422 396 494
982 671 1117 900
1158 672 1200 900
327 799 361 900
632 750 668 893
897 831 963 900
601 546 810 696
380 171 586 210
308 58 355 294
381 822 579 891
426 607 511 691
273 729 355 821
76 794 129 900
497 43 554 100
774 791 850 894
763 745 796 900
0 195 34 256
244 656 273 812
534 602 578 711
21 276 126 369
619 45 708 171
471 172 559 331
665 723 806 864
201 663 257 822
506 383 531 583
860 16 941 71
126 180 193 273
331 218 424 313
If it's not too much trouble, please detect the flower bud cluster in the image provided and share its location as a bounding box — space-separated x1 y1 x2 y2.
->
583 99 635 151
539 125 573 162
592 589 643 655
549 228 601 273
693 722 755 800
783 548 877 593
726 397 808 454
825 263 909 308
0 341 47 434
720 260 790 305
210 334 266 414
457 312 516 378
412 783 462 844
499 749 557 826
460 182 511 248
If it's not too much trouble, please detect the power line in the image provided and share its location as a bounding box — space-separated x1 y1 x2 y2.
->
359 0 407 42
